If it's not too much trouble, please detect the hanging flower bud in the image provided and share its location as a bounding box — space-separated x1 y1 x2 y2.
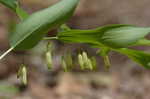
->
45 42 53 70
82 52 89 65
17 64 27 85
61 56 68 72
91 57 97 70
66 53 73 69
103 55 111 70
78 51 96 70
82 51 93 70
86 59 93 70
46 51 52 69
78 54 84 70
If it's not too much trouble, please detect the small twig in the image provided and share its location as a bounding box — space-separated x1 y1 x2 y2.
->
103 55 111 70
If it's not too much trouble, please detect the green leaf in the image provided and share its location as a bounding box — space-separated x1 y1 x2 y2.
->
10 0 79 50
16 5 29 20
132 39 150 46
57 24 130 44
57 29 102 45
0 0 17 11
58 24 150 48
0 0 79 60
100 25 150 48
114 48 150 69
0 0 29 20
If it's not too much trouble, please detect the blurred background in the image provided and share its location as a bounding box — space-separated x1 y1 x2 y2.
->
0 0 150 99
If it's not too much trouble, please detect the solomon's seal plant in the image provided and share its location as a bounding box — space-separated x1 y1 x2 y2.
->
1 0 150 84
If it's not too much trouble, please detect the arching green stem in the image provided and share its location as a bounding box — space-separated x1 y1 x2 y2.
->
43 37 58 40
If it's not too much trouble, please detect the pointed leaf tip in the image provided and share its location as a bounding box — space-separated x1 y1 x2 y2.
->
114 48 150 69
